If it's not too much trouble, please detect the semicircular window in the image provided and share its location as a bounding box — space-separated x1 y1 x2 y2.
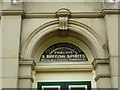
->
40 42 88 62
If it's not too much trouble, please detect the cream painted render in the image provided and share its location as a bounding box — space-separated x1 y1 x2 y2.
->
0 1 119 89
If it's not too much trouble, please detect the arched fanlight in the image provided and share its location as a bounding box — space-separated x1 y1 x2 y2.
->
40 42 88 62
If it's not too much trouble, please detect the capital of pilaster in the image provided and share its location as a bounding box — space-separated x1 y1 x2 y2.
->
19 58 36 70
92 58 109 69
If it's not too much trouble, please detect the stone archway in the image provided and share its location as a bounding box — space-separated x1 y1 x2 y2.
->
21 20 108 59
19 11 111 88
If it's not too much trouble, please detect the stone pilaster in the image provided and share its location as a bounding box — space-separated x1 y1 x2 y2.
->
18 59 36 88
92 59 111 88
105 14 119 89
1 15 22 88
1 1 23 88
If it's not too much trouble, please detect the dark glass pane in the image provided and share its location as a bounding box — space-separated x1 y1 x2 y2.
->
71 88 85 90
44 88 58 90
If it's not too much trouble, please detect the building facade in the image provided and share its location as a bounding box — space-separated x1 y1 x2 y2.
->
0 0 119 89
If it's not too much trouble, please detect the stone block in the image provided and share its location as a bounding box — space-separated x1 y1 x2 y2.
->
111 76 119 88
110 56 119 76
2 16 21 57
19 79 32 88
0 21 2 57
0 78 2 90
2 77 18 88
97 78 111 88
19 65 32 78
2 58 18 77
95 64 110 76
0 58 2 78
105 15 119 56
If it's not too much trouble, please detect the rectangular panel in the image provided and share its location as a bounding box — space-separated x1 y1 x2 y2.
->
42 86 60 90
69 85 87 90
64 81 91 90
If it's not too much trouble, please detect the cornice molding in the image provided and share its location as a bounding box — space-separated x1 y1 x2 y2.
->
24 12 104 18
1 10 24 16
102 9 120 14
0 9 119 19
0 12 101 18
